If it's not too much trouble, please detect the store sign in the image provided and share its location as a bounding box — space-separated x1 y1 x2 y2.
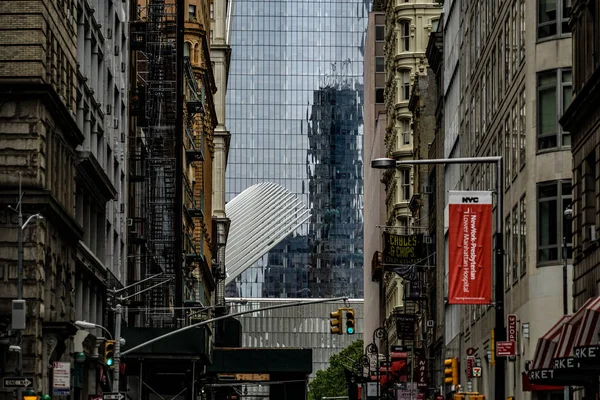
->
447 191 493 304
52 361 71 396
395 314 416 341
507 314 517 342
413 348 428 388
381 232 426 265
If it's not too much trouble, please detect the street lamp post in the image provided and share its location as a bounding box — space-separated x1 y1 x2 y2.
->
9 174 43 400
371 156 505 400
563 205 573 400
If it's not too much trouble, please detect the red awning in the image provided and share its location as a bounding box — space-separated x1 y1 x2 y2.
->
521 372 563 391
574 296 600 348
555 297 600 357
531 315 572 370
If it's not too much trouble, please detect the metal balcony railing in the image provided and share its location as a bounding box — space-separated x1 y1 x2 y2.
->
184 123 205 161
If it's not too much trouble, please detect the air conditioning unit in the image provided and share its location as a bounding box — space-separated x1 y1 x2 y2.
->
106 104 112 115
113 119 119 129
106 28 113 39
426 320 435 328
127 218 133 226
114 45 120 55
422 185 433 194
121 62 126 73
424 236 433 244
121 131 126 142
120 203 125 213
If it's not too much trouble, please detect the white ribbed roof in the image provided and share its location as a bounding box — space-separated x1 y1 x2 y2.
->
225 182 311 284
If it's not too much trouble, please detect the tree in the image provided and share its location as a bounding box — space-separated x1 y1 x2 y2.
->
308 340 364 400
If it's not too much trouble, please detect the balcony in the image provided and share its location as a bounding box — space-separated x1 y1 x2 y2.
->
185 123 205 162
183 176 205 219
184 233 205 264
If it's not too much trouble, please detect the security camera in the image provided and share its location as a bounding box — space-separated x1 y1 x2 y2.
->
564 205 573 220
8 345 22 353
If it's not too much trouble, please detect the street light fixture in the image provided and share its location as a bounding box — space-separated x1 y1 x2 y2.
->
74 320 114 340
371 156 505 400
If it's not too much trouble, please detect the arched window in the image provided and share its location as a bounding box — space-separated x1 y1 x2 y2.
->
184 42 191 59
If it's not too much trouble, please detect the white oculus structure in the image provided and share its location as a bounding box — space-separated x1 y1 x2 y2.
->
225 182 311 284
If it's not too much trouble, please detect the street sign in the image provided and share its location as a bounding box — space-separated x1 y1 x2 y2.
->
3 377 33 388
52 361 71 396
103 392 125 400
496 341 517 357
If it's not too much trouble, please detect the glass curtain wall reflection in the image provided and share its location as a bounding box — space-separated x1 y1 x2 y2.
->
226 0 370 299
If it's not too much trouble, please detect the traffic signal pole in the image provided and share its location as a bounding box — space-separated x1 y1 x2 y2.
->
113 304 122 392
121 296 349 356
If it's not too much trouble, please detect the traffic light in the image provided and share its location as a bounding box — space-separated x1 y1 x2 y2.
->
330 309 343 335
444 357 459 386
22 389 37 400
104 339 116 368
346 309 356 334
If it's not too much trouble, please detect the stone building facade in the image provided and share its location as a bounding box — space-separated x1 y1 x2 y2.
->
561 0 600 311
441 0 573 399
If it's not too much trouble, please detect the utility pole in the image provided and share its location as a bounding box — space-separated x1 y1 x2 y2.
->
17 173 23 400
113 304 123 392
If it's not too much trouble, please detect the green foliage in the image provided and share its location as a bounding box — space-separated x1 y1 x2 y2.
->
308 339 364 400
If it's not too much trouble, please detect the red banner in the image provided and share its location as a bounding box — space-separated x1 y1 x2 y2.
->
448 191 493 304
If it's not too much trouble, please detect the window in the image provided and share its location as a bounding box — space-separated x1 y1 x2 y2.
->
537 180 572 262
519 89 526 167
375 56 385 73
512 205 519 283
512 104 518 180
538 0 572 39
188 4 196 20
400 20 410 52
375 25 385 41
401 169 411 200
210 2 214 19
375 88 385 104
520 196 527 275
432 19 440 32
401 70 411 101
537 69 572 150
401 119 410 145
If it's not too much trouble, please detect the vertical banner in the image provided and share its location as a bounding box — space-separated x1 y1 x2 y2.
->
448 191 493 304
413 348 428 388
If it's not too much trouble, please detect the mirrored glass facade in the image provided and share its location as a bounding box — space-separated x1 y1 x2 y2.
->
226 0 371 299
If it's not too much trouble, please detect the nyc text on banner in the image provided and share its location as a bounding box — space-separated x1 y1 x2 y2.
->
448 191 493 304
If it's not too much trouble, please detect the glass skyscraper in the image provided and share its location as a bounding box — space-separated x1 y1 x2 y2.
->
226 0 370 299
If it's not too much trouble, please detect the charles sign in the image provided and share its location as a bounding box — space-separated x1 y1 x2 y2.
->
574 345 600 359
553 357 578 370
528 369 556 381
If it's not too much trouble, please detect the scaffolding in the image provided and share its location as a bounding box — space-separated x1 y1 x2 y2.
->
128 0 207 328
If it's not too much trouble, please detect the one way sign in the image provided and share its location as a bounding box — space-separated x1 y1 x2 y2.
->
3 377 33 388
103 393 125 400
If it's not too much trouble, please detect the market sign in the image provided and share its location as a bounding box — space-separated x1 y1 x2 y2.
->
381 232 426 266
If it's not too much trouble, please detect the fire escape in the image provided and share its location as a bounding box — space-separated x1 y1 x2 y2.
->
127 0 207 327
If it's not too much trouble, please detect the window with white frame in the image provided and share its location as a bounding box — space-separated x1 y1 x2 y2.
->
537 180 572 263
519 88 526 167
538 0 572 39
537 68 572 150
401 169 411 201
400 20 410 52
401 119 410 145
188 4 196 20
400 69 411 101
376 56 385 73
512 205 519 283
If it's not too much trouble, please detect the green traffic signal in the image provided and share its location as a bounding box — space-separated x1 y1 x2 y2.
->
104 340 116 368
346 309 355 334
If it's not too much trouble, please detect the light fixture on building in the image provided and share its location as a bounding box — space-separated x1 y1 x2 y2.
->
522 322 530 339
